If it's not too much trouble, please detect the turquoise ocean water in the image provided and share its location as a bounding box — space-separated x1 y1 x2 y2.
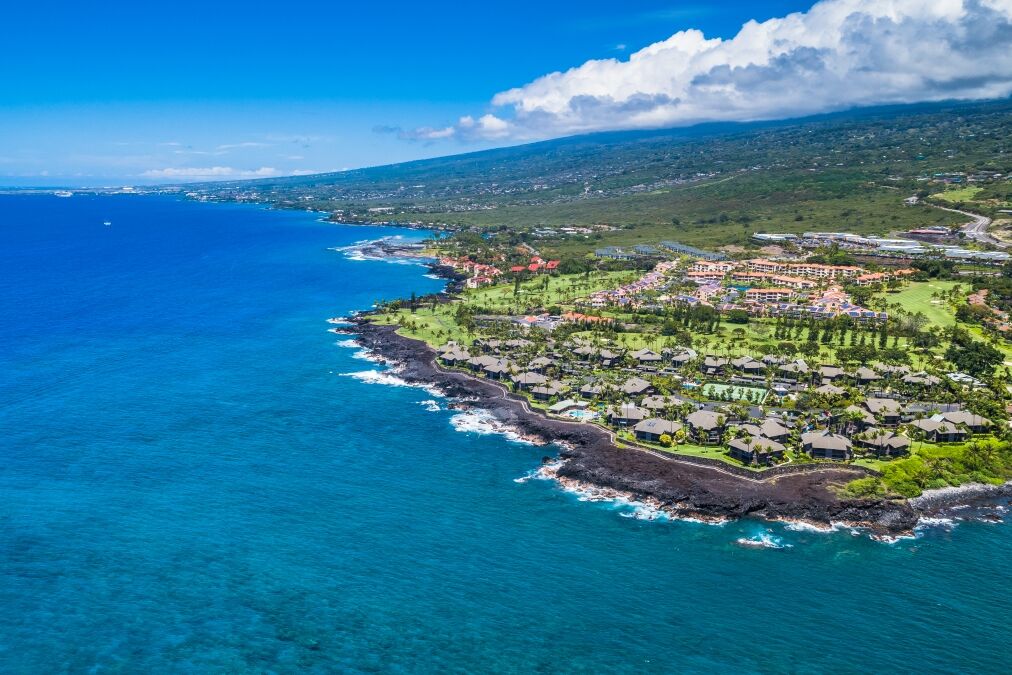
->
1 194 1010 673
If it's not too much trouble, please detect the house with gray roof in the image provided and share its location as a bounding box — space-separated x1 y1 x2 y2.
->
620 377 654 396
902 372 942 387
741 418 791 443
438 347 471 365
815 383 846 397
728 435 786 466
731 356 765 376
531 381 566 401
641 394 693 411
607 403 647 426
669 348 697 368
528 356 555 372
818 365 846 382
853 366 882 385
467 354 500 372
909 418 967 443
631 348 663 364
685 410 726 445
934 411 991 434
511 371 548 391
634 418 683 442
778 359 810 380
482 358 512 380
864 397 902 426
801 431 853 461
854 428 911 457
842 404 876 430
702 356 728 376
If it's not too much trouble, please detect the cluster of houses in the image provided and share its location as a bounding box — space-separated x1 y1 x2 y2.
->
967 288 1012 335
438 254 562 289
434 336 994 468
439 256 504 289
575 256 897 321
584 261 679 308
508 256 561 274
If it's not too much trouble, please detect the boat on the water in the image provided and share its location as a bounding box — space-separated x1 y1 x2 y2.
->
54 190 73 198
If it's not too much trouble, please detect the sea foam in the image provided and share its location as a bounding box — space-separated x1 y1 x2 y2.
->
735 532 793 549
448 409 541 445
340 369 445 397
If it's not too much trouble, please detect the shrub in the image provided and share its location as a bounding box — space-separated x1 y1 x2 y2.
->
841 477 886 498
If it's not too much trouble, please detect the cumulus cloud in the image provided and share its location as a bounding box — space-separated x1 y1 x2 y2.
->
140 166 281 179
421 0 1012 141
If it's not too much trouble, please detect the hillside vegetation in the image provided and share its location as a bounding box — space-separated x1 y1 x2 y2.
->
184 99 1012 251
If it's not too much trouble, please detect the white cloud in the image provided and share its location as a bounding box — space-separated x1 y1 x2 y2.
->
424 0 1012 141
140 166 281 179
215 141 272 151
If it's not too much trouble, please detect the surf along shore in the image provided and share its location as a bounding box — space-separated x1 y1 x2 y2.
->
348 314 937 536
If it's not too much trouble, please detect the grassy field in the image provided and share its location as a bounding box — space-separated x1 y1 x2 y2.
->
633 440 768 470
466 271 636 313
369 271 639 347
878 280 959 327
369 306 469 347
931 186 984 203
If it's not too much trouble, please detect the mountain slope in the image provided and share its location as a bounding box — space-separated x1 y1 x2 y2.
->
186 99 1012 250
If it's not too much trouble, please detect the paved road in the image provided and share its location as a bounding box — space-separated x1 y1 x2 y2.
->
932 203 1004 247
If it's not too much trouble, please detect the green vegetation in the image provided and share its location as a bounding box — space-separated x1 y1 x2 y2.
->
844 439 1012 498
466 271 635 313
932 186 984 203
700 383 767 404
648 441 767 471
190 99 1012 252
879 281 958 328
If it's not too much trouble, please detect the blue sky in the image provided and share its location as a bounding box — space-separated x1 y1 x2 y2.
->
3 0 1010 186
0 1 813 186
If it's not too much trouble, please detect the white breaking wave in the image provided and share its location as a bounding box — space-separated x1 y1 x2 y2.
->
514 460 563 484
335 339 395 365
329 236 431 267
340 369 445 397
735 532 792 549
419 399 442 412
448 409 539 445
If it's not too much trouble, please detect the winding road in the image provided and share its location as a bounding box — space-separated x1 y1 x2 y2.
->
931 203 1004 248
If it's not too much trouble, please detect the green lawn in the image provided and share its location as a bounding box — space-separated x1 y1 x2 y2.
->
644 441 768 471
369 306 469 347
880 281 959 327
466 270 637 313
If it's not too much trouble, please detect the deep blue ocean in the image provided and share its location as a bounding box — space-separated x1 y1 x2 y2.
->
1 194 1010 673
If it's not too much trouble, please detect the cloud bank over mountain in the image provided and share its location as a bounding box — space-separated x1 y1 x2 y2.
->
413 0 1012 142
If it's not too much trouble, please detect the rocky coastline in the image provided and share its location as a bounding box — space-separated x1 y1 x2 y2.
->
346 317 939 537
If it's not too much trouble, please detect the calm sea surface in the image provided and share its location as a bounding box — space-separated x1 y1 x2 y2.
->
1 194 1010 673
